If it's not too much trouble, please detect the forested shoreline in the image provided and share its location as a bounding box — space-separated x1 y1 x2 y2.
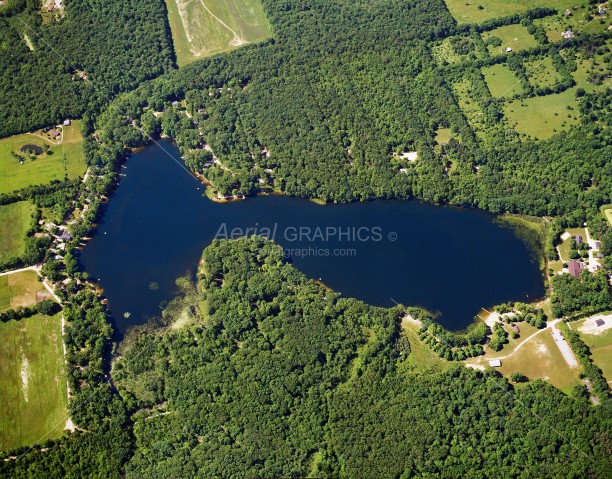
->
1 0 612 477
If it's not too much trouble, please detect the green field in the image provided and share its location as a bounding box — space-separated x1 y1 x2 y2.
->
504 88 580 139
0 201 34 262
482 63 523 98
165 0 272 66
482 24 538 55
434 127 453 145
444 0 571 24
0 313 68 450
525 57 563 90
0 270 48 310
0 121 86 195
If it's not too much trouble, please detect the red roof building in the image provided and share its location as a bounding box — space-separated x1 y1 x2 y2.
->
568 260 583 278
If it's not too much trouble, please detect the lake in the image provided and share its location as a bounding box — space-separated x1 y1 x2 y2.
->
79 141 544 334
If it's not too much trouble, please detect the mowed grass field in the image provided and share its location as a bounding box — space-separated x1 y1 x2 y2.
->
482 63 523 98
444 0 570 24
0 121 86 195
0 313 68 451
165 0 272 66
0 201 34 262
482 24 538 55
0 270 48 310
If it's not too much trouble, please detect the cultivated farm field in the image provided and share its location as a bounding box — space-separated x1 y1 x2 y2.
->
0 313 68 450
0 121 86 195
165 0 272 66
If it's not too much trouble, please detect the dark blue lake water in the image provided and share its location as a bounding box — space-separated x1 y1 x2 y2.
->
79 141 544 333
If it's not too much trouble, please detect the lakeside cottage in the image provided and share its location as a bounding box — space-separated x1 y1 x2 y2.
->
58 230 72 241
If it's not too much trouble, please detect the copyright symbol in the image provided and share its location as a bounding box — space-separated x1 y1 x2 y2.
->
388 231 398 241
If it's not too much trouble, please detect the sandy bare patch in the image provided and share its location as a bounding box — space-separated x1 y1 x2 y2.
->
537 342 548 354
400 314 421 329
21 356 30 403
65 417 76 432
397 151 418 162
578 313 612 336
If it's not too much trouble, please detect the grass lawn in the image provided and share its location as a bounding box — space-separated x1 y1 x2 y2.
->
165 0 272 66
602 205 612 226
0 121 86 195
496 328 582 392
0 270 48 310
504 88 580 139
0 201 34 262
482 63 523 98
443 0 570 24
0 313 68 451
557 227 586 262
482 24 538 55
525 57 563 90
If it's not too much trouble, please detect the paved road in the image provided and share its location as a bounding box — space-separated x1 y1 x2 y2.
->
0 265 39 277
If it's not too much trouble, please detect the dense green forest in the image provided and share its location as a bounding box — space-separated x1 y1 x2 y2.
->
110 237 612 477
0 0 174 137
